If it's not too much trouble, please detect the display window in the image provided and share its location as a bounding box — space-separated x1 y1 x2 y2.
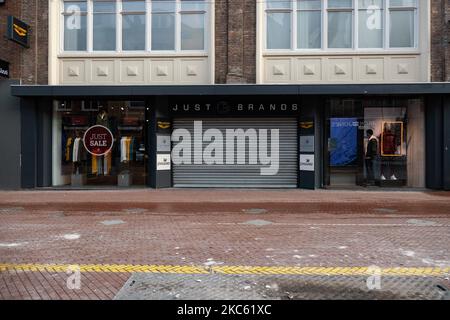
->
52 100 148 187
324 97 425 188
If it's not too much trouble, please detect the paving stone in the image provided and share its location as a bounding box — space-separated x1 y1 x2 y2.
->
114 273 449 300
242 209 268 215
242 220 273 226
406 219 440 227
0 207 24 214
122 208 147 214
373 208 398 213
100 220 125 226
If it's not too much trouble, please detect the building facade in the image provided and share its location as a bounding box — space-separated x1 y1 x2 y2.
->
1 0 450 190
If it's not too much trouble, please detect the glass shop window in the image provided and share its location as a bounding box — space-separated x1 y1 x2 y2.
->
325 98 425 188
52 100 148 187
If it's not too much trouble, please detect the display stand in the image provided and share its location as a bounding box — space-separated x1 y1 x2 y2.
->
378 156 407 187
71 161 86 187
117 125 141 187
118 171 132 187
71 173 86 187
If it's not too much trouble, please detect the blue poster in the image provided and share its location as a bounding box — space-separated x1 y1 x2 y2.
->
330 118 358 166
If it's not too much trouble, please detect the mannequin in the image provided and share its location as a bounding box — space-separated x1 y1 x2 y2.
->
381 124 398 180
72 130 82 175
93 109 112 176
97 110 109 128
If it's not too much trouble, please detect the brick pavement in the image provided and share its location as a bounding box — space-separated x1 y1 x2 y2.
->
0 190 449 300
1 189 449 205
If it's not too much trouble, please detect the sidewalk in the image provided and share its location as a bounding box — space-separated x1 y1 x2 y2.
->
1 189 449 204
1 189 449 300
0 189 448 214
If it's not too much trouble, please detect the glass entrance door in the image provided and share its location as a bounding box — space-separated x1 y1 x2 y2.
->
323 97 426 189
52 100 148 188
324 99 364 187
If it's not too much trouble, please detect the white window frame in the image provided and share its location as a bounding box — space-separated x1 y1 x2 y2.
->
387 0 419 49
61 0 89 51
295 0 322 50
263 0 419 53
91 0 118 53
326 0 354 50
264 0 293 52
60 0 209 54
121 0 147 52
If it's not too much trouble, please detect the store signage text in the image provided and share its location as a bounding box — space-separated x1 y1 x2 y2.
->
300 154 315 172
7 16 30 48
157 154 171 171
83 125 114 156
172 121 280 176
171 103 299 113
0 59 10 78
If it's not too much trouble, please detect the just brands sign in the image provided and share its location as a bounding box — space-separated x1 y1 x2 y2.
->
170 98 300 116
171 103 299 113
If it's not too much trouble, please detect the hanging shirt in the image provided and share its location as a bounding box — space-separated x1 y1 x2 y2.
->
65 137 73 162
382 132 396 155
72 138 81 162
120 137 127 162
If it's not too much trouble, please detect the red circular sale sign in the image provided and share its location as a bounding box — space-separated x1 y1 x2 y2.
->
83 125 114 156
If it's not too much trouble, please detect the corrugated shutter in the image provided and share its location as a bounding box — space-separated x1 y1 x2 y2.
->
172 118 298 188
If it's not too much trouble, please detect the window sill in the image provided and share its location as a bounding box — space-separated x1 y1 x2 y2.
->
262 50 421 57
58 52 209 59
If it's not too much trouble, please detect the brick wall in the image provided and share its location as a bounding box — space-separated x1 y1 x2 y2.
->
0 0 48 84
215 0 256 84
431 0 450 82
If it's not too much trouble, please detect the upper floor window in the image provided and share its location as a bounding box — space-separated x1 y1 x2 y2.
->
63 1 88 51
265 0 418 51
62 0 208 52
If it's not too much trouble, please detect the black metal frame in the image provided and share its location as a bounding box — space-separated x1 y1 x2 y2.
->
11 83 450 98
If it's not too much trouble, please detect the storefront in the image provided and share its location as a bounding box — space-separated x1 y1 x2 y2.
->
52 100 148 188
323 97 425 188
169 97 300 188
9 84 450 191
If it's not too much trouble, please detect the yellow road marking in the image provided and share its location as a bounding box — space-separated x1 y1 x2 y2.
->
0 263 449 276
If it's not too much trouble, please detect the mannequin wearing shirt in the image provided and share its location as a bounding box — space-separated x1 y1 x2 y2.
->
96 110 109 128
72 130 83 175
92 110 112 176
381 125 398 181
365 129 378 185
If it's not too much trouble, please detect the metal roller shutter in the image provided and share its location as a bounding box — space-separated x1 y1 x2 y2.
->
172 118 298 188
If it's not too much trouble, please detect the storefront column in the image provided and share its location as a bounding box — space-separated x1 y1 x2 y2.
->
299 97 320 189
444 96 450 190
36 99 53 188
426 96 445 190
20 98 37 188
0 80 21 190
148 96 172 188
